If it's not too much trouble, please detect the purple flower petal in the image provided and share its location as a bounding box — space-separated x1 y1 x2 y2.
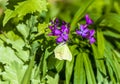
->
55 18 59 23
54 29 61 35
48 18 70 43
89 37 96 44
89 29 95 37
56 36 64 43
76 30 81 35
49 26 53 30
62 34 68 41
62 21 66 25
61 25 69 33
82 33 88 38
85 14 93 25
80 25 86 31
76 25 89 38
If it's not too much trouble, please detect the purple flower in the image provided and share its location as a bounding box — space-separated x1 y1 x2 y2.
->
76 14 96 44
89 37 96 44
87 29 96 44
48 18 70 43
76 24 89 38
85 14 93 25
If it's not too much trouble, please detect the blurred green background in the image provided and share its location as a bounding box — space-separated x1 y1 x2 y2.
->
0 0 120 84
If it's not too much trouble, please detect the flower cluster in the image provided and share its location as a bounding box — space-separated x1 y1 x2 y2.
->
48 14 96 44
48 18 70 43
76 14 96 44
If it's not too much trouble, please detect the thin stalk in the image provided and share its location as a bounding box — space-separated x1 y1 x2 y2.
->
21 54 35 84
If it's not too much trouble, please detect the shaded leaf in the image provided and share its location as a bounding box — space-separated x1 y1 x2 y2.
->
83 52 96 84
100 13 120 33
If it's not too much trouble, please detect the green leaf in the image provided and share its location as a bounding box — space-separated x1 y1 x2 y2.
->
46 74 59 84
83 53 96 84
42 48 52 78
0 80 9 84
113 50 120 62
91 44 106 82
21 41 40 84
16 23 29 41
103 30 120 39
4 38 29 62
3 0 47 26
38 22 48 35
97 29 105 57
0 0 8 9
104 40 120 82
106 59 116 83
65 45 77 84
1 61 27 84
55 60 64 73
74 53 86 84
65 56 74 84
21 54 35 84
0 46 23 64
31 65 40 84
100 13 120 33
70 0 94 31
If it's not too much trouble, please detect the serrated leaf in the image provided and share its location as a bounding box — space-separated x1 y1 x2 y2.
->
38 22 48 35
1 61 27 84
16 23 29 40
0 35 29 62
3 0 47 26
0 46 23 64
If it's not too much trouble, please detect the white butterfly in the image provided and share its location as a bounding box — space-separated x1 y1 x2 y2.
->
54 43 72 61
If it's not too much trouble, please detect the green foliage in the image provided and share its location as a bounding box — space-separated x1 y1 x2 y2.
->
1 61 27 84
3 0 47 26
0 0 120 84
0 0 8 9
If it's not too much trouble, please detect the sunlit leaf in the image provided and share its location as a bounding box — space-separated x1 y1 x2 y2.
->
74 53 86 84
1 61 27 84
46 74 59 84
65 45 77 84
3 0 47 26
